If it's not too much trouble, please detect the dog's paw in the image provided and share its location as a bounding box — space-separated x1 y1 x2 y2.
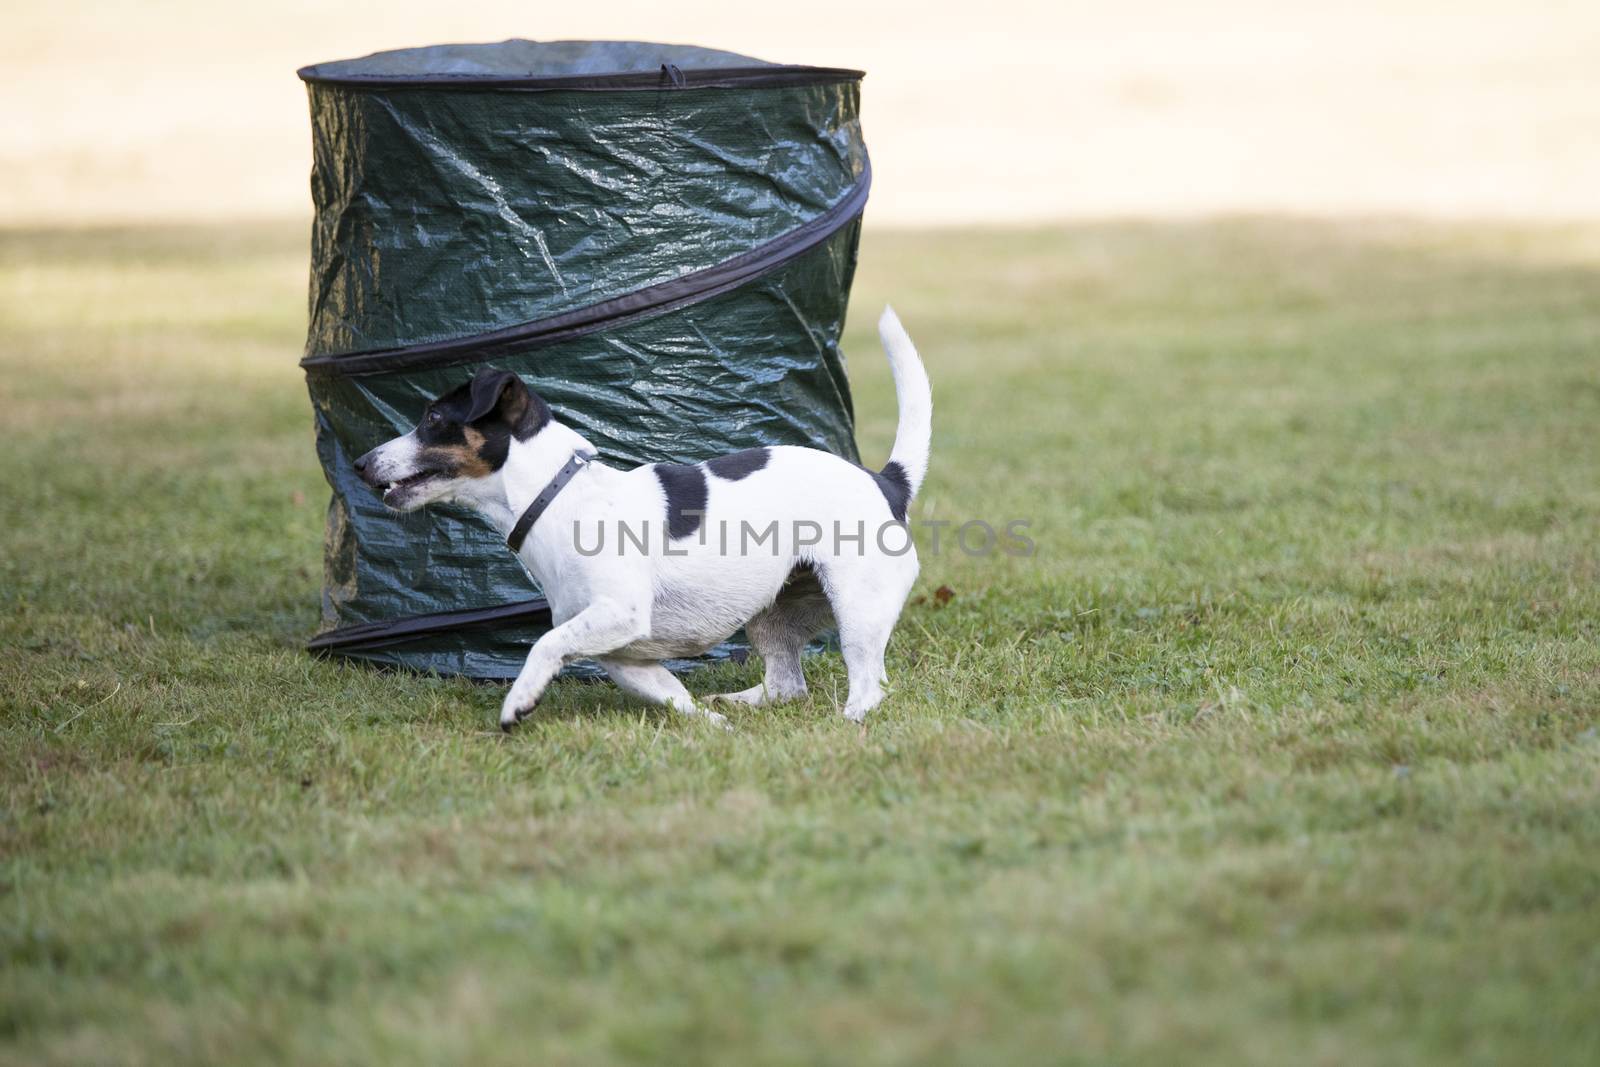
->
709 685 769 708
672 701 731 730
499 695 539 732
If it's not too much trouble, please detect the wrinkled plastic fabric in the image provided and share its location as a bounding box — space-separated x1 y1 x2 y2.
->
300 42 868 679
305 72 866 355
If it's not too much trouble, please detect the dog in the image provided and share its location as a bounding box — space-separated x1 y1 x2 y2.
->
353 306 931 730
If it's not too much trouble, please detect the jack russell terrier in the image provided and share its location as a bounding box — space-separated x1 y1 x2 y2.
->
354 306 931 730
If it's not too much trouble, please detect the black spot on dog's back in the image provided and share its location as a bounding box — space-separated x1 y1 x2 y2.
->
705 447 769 481
654 463 708 539
867 461 912 522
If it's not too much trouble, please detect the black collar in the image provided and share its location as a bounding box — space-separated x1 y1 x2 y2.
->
506 450 596 553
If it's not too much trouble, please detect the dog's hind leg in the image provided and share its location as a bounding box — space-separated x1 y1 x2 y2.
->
711 609 812 707
820 555 919 723
713 567 835 708
835 615 892 723
600 658 728 728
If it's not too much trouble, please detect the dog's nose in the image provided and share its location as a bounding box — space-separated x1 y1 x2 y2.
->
353 450 375 484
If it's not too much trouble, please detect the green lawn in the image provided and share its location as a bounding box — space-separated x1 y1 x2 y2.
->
3 218 1599 1065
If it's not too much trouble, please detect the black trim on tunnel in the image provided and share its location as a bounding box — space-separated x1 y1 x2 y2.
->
297 63 863 91
306 597 553 654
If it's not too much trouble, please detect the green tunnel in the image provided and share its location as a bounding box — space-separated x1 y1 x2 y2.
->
296 40 871 678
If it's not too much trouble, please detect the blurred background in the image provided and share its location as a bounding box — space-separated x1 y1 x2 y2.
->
6 0 1599 227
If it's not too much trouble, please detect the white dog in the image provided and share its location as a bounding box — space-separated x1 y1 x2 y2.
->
354 307 931 730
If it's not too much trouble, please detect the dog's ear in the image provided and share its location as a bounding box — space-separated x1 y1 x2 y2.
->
465 368 530 425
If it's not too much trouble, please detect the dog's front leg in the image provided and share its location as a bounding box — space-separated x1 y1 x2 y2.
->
500 598 648 730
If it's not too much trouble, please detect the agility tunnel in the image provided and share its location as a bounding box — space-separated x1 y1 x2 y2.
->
297 40 870 678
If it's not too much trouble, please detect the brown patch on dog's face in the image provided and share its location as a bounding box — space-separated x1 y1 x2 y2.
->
415 426 496 481
460 426 497 475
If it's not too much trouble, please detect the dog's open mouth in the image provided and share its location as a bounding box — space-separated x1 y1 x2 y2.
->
381 470 439 505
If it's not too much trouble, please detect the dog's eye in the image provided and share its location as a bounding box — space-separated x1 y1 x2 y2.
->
425 410 442 426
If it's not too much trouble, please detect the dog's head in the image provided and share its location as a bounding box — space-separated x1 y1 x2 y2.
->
353 367 551 511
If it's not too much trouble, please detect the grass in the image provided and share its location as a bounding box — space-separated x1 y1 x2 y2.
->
3 217 1599 1064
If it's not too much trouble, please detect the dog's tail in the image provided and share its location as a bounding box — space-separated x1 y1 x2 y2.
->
878 305 932 500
